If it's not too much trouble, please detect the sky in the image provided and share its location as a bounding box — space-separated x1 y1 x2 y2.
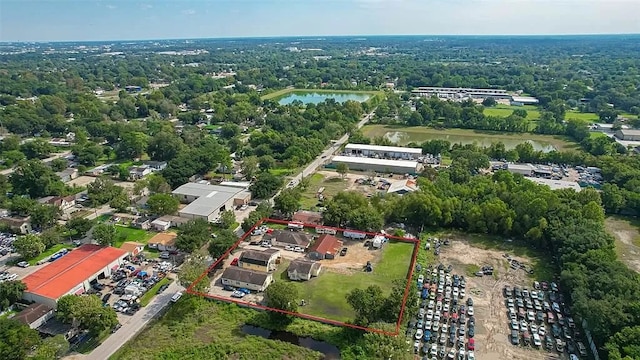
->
1 0 639 42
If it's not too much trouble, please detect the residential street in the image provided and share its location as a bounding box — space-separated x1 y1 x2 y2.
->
66 280 184 360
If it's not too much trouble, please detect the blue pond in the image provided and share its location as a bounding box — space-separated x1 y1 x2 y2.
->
278 92 371 105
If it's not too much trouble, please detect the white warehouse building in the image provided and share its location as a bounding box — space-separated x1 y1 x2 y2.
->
331 155 419 174
343 143 423 160
172 182 251 222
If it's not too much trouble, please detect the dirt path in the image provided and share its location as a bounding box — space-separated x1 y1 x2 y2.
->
438 238 562 360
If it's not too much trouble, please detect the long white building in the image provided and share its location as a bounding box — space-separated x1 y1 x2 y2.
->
331 155 419 174
411 86 510 100
344 143 422 160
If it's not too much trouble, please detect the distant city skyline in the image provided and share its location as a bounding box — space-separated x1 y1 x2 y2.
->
1 0 639 42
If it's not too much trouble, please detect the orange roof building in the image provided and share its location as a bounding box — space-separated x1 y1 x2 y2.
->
147 232 178 251
307 234 343 260
120 241 145 256
22 244 127 308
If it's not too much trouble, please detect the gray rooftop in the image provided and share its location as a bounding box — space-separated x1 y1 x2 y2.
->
174 183 246 217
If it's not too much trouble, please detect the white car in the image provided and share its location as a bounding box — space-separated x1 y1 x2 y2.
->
433 311 441 323
447 348 456 359
467 351 476 360
457 349 465 360
443 303 450 312
294 246 304 253
284 245 294 251
418 274 425 284
415 329 424 340
261 241 272 248
16 261 29 268
428 300 435 309
452 287 459 298
533 333 542 347
425 320 432 330
460 288 466 298
467 306 474 316
530 324 538 334
430 344 438 357
432 321 440 332
538 325 547 336
426 309 434 320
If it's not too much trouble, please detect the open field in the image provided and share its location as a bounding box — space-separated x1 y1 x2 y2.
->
483 105 540 120
362 125 577 152
261 88 383 101
110 297 325 360
430 233 560 360
280 240 415 322
299 173 351 209
605 216 640 273
113 226 155 248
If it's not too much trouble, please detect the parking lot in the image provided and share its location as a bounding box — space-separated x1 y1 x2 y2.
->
86 254 177 323
435 237 567 360
407 264 477 359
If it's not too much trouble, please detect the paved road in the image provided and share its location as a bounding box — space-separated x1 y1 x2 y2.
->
273 110 375 200
76 280 184 360
0 150 72 176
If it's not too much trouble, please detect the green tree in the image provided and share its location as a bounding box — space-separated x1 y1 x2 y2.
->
30 204 62 229
336 162 349 179
87 177 123 206
249 172 283 199
240 155 259 180
208 229 237 259
274 189 300 218
346 285 386 326
264 281 299 313
116 131 148 160
605 325 640 360
258 155 276 171
50 158 68 172
20 139 54 159
65 217 94 239
175 219 210 253
178 250 208 292
147 132 183 162
31 334 69 360
0 281 27 311
109 192 130 213
482 97 497 107
9 160 66 198
146 193 179 216
0 319 41 360
56 295 118 335
147 174 172 193
218 210 236 229
361 322 411 360
12 234 45 259
9 196 36 216
92 223 117 246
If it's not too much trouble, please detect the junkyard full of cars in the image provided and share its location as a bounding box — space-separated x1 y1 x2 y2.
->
504 281 588 359
408 263 476 360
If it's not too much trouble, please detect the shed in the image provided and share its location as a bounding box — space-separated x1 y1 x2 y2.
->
151 218 171 232
120 241 145 256
14 303 54 329
291 210 323 225
147 232 177 251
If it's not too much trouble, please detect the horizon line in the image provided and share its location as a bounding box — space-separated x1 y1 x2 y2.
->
2 32 640 44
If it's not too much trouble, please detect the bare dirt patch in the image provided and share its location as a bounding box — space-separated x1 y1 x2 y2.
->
321 240 379 274
605 216 640 273
439 237 561 360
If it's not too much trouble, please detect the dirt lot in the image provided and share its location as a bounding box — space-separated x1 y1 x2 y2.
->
320 239 377 274
438 237 563 360
605 216 640 273
68 175 97 187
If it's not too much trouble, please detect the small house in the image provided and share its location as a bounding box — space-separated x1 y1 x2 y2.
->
56 168 79 183
147 232 177 251
343 229 366 240
291 210 323 225
132 216 151 230
307 234 343 260
238 249 281 272
0 216 32 234
38 195 76 211
220 267 274 292
287 259 322 281
129 165 152 180
120 241 145 256
151 218 171 231
14 303 54 329
144 161 168 172
265 230 311 249
386 179 418 195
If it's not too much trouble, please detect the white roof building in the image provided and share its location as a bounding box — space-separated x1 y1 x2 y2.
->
529 178 582 192
510 96 539 104
331 156 419 174
172 183 251 222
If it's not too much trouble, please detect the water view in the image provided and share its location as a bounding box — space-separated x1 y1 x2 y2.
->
384 131 557 152
278 92 371 105
242 325 341 359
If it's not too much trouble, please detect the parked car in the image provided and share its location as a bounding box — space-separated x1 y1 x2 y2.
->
415 329 423 340
340 247 348 256
230 258 239 266
231 290 245 298
223 285 236 291
17 261 29 268
238 288 251 294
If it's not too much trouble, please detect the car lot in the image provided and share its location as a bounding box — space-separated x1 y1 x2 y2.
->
504 281 588 359
87 254 177 321
407 263 476 360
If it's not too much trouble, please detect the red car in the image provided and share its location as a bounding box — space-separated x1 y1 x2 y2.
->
231 258 239 266
467 338 475 351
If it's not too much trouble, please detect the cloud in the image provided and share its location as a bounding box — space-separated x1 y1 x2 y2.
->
182 9 196 15
106 4 116 10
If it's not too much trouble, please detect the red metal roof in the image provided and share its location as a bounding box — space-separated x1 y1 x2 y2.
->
308 234 343 256
23 244 127 300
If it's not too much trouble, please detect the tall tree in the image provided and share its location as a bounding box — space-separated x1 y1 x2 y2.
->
335 163 349 179
92 223 117 246
218 210 236 229
146 193 179 216
273 189 301 218
0 319 41 360
208 229 237 259
264 281 299 313
0 281 27 311
12 234 45 259
30 204 62 229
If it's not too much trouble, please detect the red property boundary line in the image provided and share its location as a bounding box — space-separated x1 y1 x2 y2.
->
186 218 420 336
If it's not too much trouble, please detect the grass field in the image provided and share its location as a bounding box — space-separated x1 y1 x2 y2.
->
362 125 577 151
29 244 75 265
483 105 540 120
140 278 172 306
113 226 155 248
111 296 327 360
261 88 383 101
299 173 350 209
605 216 640 273
279 241 415 322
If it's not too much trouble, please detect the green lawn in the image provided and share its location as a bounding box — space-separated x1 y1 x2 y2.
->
269 167 296 177
483 105 540 120
113 226 155 248
565 111 600 123
140 278 172 307
279 241 415 322
29 244 75 265
74 329 111 354
299 173 351 209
